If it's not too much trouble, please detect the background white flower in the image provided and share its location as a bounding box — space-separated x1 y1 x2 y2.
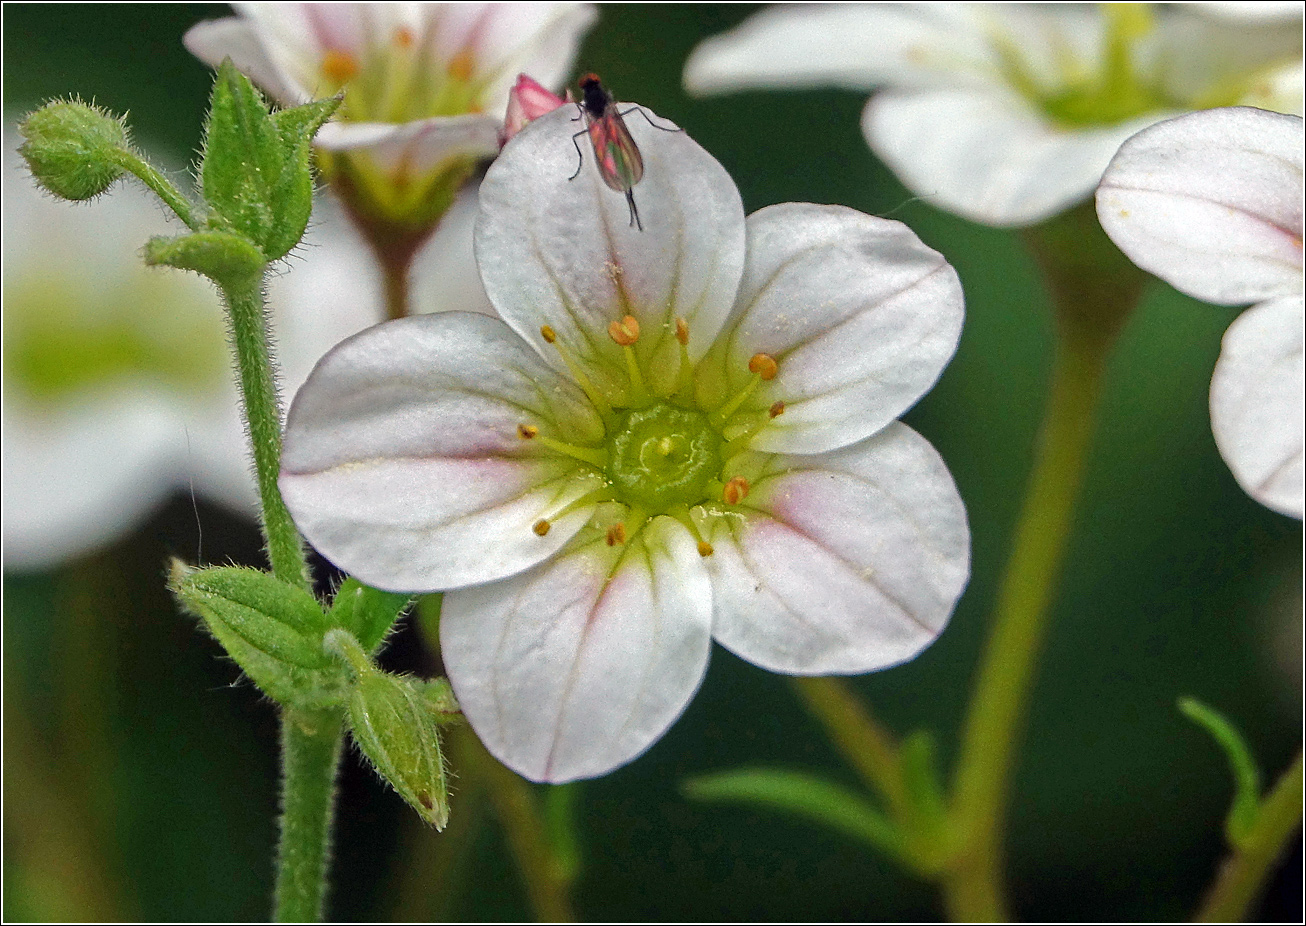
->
1097 106 1303 518
684 2 1304 227
279 105 970 783
2 134 492 571
185 3 597 198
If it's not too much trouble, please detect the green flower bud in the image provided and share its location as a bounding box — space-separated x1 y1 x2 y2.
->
348 670 456 829
19 98 130 201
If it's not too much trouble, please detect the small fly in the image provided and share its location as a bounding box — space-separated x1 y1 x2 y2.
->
568 73 681 231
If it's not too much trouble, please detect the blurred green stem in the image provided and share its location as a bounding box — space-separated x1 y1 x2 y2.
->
1196 750 1304 922
941 203 1147 920
273 711 345 922
790 677 910 821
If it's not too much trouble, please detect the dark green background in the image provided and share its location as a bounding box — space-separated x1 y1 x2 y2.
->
4 4 1301 921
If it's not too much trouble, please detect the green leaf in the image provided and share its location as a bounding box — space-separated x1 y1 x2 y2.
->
264 96 340 260
349 671 452 829
1179 696 1263 846
201 60 281 249
144 230 264 284
170 561 347 709
199 59 340 261
683 767 907 864
326 578 412 655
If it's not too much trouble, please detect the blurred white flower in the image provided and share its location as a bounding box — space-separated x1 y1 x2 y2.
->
185 2 597 228
3 133 492 571
278 106 970 782
1097 107 1303 518
685 2 1303 227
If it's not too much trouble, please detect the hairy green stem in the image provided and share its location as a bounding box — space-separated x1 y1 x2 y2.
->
113 148 200 231
219 271 311 592
942 203 1147 920
1196 751 1304 922
273 711 345 922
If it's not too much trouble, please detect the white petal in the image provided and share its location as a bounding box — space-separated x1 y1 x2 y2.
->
441 516 713 783
698 203 963 454
1097 107 1304 306
703 422 970 674
467 3 599 112
866 87 1167 228
684 3 992 95
1210 295 1304 519
279 313 606 591
475 105 746 398
313 113 503 171
183 15 311 104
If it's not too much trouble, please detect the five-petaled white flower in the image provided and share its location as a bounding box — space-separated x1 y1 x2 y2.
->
1097 106 1303 519
185 2 596 224
279 104 971 783
684 2 1303 227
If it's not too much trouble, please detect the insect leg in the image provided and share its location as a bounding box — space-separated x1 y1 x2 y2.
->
620 106 684 134
626 189 643 232
569 127 588 181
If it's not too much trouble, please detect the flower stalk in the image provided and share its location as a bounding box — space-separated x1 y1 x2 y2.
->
274 710 346 922
1196 750 1305 922
941 204 1147 920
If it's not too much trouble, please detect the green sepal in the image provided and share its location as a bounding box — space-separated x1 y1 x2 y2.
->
18 98 129 200
348 671 454 829
200 59 339 261
169 561 347 710
327 578 412 655
144 230 264 284
1178 697 1263 847
683 767 910 867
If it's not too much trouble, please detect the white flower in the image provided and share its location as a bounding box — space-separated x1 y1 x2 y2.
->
1097 106 1303 518
684 3 1304 227
278 105 970 783
185 2 597 218
2 133 424 570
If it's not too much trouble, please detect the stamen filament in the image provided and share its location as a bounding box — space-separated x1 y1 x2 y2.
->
623 344 648 403
541 325 614 420
712 373 763 427
535 434 607 469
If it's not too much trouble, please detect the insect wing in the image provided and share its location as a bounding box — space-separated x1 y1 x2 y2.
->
585 106 644 194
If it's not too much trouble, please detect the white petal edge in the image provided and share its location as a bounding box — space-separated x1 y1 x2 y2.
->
1210 295 1304 519
866 86 1170 228
441 515 713 783
700 203 963 455
313 114 504 171
1096 107 1304 306
475 105 746 399
279 313 606 591
702 421 970 675
183 16 310 105
684 3 993 95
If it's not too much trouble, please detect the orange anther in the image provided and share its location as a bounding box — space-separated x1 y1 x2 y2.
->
517 424 538 439
675 317 690 346
394 26 417 49
697 540 714 557
723 476 750 506
540 325 557 343
448 47 475 82
748 353 778 381
608 315 641 346
533 519 551 536
605 523 627 546
321 49 361 85
768 401 786 419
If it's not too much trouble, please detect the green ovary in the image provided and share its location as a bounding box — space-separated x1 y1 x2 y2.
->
605 403 723 511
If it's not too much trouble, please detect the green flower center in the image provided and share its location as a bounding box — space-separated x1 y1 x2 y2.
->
605 403 722 510
4 277 226 402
